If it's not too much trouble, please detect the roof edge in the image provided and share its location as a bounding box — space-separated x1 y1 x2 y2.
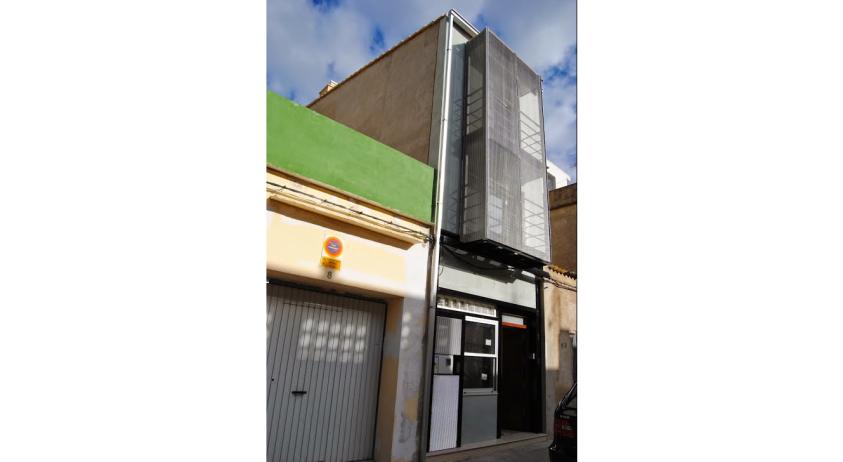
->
307 15 446 107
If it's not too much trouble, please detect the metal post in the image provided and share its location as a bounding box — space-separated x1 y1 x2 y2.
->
418 11 455 462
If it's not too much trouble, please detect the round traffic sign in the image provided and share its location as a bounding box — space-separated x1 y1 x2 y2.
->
323 236 343 257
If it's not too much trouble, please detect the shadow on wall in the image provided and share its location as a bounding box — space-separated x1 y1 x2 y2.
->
440 246 535 285
376 294 429 462
267 199 414 251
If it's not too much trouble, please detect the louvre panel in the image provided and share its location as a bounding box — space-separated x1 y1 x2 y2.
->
437 294 498 318
429 375 460 450
516 58 550 260
461 34 487 242
443 28 470 234
460 31 550 261
487 34 520 247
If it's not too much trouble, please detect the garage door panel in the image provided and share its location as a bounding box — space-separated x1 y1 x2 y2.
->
270 286 311 462
267 295 289 460
360 307 385 457
266 285 288 460
266 284 284 392
285 288 324 462
267 284 385 462
325 300 360 462
318 302 347 462
298 289 336 462
336 303 368 460
269 286 310 462
267 284 292 400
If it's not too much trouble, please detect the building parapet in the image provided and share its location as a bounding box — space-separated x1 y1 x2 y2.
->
548 183 577 210
545 264 577 291
267 91 435 222
266 168 431 244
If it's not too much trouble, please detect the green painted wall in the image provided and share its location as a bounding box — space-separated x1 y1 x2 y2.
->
267 91 434 222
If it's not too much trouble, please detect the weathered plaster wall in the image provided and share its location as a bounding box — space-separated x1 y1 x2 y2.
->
542 270 577 432
375 299 401 462
308 18 443 166
387 296 428 462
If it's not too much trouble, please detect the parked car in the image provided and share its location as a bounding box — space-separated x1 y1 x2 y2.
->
549 382 576 462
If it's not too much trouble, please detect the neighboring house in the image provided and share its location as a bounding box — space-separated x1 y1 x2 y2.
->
543 183 577 416
548 183 577 273
265 91 436 462
546 160 572 190
543 184 577 409
541 266 577 431
303 10 576 461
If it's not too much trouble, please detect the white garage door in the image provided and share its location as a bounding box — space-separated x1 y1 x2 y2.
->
267 283 386 462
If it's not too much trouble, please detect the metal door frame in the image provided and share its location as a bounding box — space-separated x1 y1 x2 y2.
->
425 287 546 454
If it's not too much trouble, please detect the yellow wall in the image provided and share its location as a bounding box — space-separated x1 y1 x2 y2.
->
267 170 432 462
266 169 430 300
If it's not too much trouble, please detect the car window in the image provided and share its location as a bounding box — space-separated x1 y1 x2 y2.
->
567 396 576 409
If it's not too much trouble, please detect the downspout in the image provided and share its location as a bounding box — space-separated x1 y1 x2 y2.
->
419 11 455 462
536 276 548 433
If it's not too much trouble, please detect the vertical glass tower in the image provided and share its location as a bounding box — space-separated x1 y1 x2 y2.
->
460 30 550 262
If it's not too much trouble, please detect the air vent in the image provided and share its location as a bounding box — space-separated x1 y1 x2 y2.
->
437 294 497 318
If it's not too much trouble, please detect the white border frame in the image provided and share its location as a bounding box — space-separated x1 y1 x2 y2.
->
462 316 498 394
463 315 499 358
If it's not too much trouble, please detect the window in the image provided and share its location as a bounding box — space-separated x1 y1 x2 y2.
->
462 316 498 392
464 320 496 355
463 356 495 389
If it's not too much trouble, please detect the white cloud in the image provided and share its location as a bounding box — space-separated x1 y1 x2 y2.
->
353 0 485 46
472 0 578 181
542 72 577 181
475 0 576 74
267 0 577 180
267 0 375 102
481 0 577 181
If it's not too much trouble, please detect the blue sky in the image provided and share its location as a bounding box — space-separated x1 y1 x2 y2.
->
268 0 576 181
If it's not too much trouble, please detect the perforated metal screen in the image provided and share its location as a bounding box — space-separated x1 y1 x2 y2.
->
462 33 487 243
460 30 550 262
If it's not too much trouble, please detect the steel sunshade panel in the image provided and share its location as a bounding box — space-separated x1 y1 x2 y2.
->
460 30 550 262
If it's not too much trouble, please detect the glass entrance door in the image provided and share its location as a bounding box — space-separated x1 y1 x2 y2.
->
461 316 499 444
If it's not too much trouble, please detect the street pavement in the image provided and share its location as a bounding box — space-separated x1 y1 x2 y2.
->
459 438 550 462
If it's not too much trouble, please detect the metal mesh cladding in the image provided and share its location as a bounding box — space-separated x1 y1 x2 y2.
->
461 33 487 242
459 30 550 261
443 33 469 234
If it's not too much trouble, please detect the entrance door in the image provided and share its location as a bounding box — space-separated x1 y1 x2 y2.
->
498 315 537 432
266 283 385 462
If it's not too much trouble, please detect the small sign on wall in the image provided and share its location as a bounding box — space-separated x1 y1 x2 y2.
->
321 235 343 271
501 314 526 329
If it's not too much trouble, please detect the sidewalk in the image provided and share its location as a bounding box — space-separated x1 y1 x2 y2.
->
458 438 550 462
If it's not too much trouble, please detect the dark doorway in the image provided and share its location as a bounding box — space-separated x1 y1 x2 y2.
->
498 315 538 433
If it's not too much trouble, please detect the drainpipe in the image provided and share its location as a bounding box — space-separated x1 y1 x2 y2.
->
419 11 455 462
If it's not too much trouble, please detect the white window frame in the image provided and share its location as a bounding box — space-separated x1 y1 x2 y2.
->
462 315 499 394
463 315 499 358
